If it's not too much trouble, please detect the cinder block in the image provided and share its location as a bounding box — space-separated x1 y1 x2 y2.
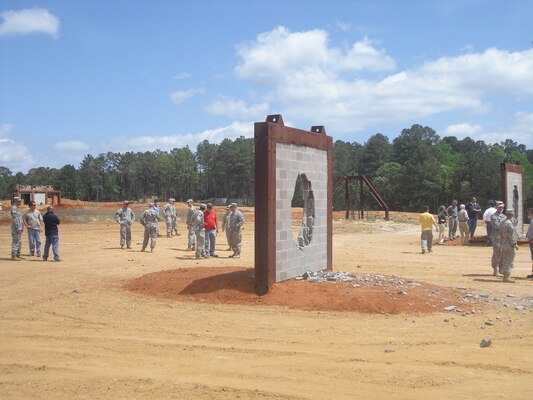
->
272 141 329 284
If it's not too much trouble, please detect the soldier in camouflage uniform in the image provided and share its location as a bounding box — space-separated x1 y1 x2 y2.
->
115 200 135 249
221 206 231 251
490 201 507 276
228 203 244 258
185 199 196 250
140 203 161 252
163 198 177 237
171 200 179 236
499 209 518 282
11 197 23 261
193 204 207 259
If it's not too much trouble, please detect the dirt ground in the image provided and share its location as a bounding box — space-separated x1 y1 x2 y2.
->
0 202 532 399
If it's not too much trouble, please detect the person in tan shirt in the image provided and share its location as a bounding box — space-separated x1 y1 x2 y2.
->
23 200 44 257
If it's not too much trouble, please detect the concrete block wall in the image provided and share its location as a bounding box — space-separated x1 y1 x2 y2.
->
504 170 523 234
275 142 328 281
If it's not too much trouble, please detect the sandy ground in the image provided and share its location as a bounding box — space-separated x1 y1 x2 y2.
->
0 205 532 399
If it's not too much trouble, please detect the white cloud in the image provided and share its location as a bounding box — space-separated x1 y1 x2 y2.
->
336 21 350 32
0 138 35 171
205 98 269 119
233 27 533 134
0 123 14 135
511 111 533 133
54 140 90 151
418 48 533 95
482 112 533 147
443 112 533 147
170 88 204 106
107 121 253 153
235 27 396 85
172 72 191 80
443 123 482 137
0 8 60 38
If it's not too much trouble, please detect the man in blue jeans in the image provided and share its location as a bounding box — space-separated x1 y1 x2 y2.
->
23 200 44 257
466 196 482 238
43 205 61 262
203 203 219 257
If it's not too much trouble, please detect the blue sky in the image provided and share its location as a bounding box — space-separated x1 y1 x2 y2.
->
1 0 532 173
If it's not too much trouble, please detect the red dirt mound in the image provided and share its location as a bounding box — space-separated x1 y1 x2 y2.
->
123 267 475 314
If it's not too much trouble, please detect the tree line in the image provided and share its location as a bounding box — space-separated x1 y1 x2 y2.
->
0 124 531 214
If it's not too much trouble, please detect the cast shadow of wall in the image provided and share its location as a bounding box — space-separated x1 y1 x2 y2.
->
179 268 255 296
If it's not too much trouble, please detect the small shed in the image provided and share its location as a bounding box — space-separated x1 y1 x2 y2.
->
11 185 61 206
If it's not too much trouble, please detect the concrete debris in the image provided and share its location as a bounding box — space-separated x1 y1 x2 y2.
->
480 338 492 348
294 270 532 314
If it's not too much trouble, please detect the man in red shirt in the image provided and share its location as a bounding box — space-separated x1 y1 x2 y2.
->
203 203 219 257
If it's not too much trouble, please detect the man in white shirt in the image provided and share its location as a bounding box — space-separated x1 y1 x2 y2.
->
483 200 497 246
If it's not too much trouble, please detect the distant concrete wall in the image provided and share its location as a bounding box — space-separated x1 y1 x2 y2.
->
275 143 328 281
501 163 524 234
504 170 524 233
34 193 46 205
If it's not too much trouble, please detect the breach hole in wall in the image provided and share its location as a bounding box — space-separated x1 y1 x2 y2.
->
290 173 315 249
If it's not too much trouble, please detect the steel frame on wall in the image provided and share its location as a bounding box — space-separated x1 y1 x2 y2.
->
254 114 333 295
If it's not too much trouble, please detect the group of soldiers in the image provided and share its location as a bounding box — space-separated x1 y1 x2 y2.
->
185 199 244 259
115 198 244 257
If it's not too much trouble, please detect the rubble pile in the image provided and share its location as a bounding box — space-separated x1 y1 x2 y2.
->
295 270 533 313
